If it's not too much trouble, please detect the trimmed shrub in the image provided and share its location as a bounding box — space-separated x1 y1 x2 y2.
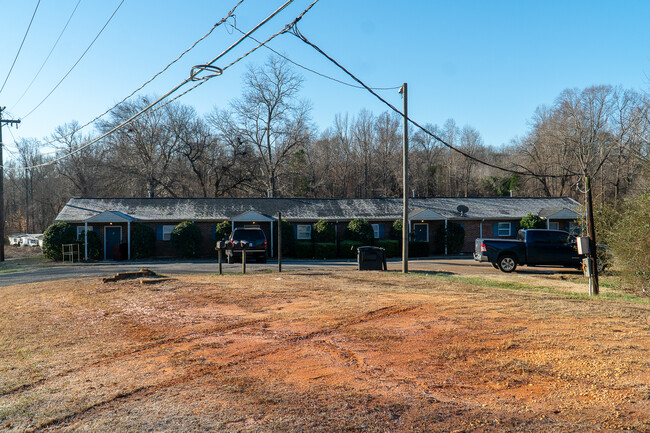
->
520 212 546 229
280 220 295 256
42 222 77 261
214 220 232 241
409 241 430 257
434 221 465 254
313 220 335 243
131 223 155 259
390 219 402 240
377 239 399 258
295 241 313 258
314 242 337 259
339 240 364 259
80 230 102 260
345 218 374 244
171 221 203 258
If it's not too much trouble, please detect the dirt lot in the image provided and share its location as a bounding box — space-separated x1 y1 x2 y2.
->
0 268 648 432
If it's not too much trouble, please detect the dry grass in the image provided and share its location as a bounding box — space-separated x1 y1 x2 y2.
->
0 269 648 432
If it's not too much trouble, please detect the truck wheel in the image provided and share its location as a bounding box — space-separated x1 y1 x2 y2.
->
497 255 517 273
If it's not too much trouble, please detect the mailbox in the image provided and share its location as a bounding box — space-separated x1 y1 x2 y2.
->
576 236 591 255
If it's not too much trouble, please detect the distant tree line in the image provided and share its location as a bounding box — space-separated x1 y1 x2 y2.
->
4 57 650 238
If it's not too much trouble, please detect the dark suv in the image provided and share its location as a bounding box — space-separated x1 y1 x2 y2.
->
226 228 268 263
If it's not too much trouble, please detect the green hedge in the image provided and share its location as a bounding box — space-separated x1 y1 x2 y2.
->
409 241 429 257
295 241 313 258
313 220 335 243
131 223 155 259
314 242 337 259
377 239 399 258
171 221 202 258
42 222 77 261
345 219 374 244
339 240 364 259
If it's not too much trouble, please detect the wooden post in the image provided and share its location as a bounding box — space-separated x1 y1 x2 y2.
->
585 176 599 295
241 242 248 274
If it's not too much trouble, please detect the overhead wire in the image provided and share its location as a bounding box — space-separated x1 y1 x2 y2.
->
16 0 246 156
288 26 565 179
9 0 83 111
228 22 400 91
0 0 42 95
20 0 125 120
4 0 320 171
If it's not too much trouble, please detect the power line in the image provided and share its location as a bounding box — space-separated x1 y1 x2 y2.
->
0 0 42 95
228 23 400 91
289 26 563 179
9 0 83 111
20 0 125 120
28 0 246 156
3 0 319 171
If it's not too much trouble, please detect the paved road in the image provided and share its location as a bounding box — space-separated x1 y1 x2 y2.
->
0 256 581 287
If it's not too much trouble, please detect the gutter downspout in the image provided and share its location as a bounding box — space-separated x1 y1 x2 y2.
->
444 219 448 256
84 221 88 261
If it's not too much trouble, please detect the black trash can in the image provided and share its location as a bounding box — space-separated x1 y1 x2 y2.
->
357 246 387 271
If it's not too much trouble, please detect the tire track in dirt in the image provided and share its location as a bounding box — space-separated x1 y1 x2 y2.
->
17 303 427 430
0 318 266 398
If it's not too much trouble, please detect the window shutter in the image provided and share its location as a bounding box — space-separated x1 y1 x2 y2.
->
510 223 515 237
156 225 163 241
493 222 498 237
212 225 216 240
379 224 385 238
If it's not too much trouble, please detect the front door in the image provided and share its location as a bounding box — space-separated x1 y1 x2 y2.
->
105 226 122 260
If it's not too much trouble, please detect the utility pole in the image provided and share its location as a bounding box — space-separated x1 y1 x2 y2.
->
399 84 408 273
584 176 599 295
0 107 21 262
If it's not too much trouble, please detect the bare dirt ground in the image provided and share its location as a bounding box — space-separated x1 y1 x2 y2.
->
0 268 648 432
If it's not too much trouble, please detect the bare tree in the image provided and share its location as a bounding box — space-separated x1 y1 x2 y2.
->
225 56 312 197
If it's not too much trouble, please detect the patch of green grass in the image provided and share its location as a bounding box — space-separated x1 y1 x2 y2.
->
410 272 650 305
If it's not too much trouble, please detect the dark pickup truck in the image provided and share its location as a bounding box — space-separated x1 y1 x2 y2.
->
474 229 582 273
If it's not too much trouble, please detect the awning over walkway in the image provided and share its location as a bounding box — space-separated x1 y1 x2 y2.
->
84 211 138 261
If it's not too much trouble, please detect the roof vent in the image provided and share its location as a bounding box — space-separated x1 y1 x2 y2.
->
457 205 469 217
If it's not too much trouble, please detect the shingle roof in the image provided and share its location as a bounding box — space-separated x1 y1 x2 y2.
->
55 197 581 223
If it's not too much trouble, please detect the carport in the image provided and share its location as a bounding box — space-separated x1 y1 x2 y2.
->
230 210 276 257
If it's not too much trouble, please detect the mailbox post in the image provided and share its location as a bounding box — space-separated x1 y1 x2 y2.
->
241 241 248 274
215 241 227 275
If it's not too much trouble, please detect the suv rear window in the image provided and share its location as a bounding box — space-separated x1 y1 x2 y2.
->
232 229 265 242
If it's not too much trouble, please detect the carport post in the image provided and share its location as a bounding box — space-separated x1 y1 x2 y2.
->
277 212 282 273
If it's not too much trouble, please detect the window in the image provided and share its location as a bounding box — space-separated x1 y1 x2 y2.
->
549 222 559 230
296 225 311 240
413 223 429 243
77 226 93 240
372 224 380 239
497 222 511 237
162 225 175 241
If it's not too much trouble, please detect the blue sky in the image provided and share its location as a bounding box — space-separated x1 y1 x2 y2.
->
1 0 649 161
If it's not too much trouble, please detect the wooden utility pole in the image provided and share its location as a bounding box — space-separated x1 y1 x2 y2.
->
399 83 409 273
0 107 21 262
584 176 599 295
